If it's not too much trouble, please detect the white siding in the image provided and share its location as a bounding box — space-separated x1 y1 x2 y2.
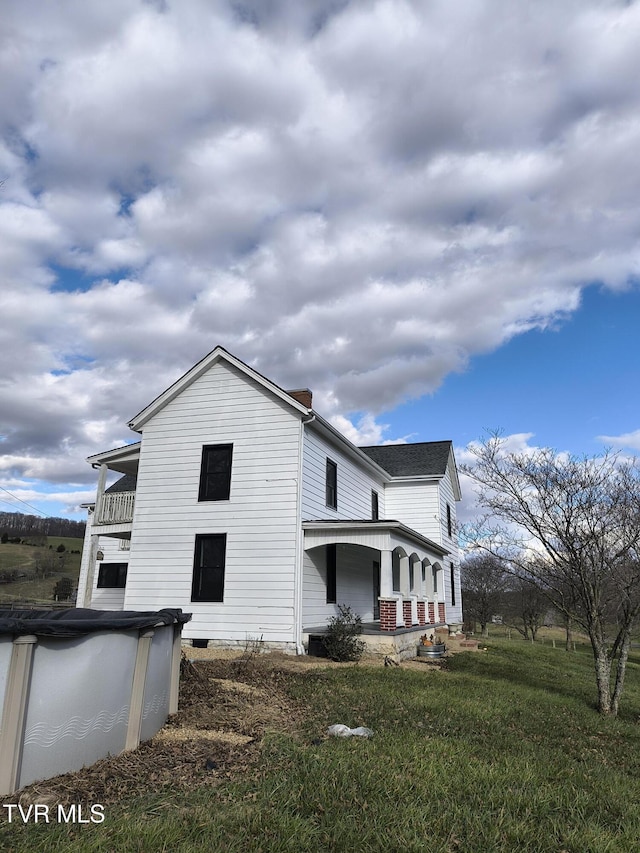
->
90 536 127 611
384 481 441 543
302 428 385 520
303 544 379 627
123 360 302 644
439 457 463 623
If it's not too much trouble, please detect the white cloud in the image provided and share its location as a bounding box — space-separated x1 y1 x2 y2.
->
597 430 640 452
2 0 640 510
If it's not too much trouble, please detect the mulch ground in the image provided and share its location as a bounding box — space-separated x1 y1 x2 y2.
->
9 647 451 812
12 653 312 811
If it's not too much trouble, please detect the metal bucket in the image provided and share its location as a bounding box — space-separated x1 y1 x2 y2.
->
416 643 446 659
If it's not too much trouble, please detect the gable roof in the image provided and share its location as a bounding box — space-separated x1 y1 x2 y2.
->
359 441 461 500
359 441 453 477
128 345 312 431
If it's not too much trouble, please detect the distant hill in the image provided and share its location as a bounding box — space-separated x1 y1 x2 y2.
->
0 511 86 540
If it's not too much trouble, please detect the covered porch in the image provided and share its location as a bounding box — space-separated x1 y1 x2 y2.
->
302 520 450 656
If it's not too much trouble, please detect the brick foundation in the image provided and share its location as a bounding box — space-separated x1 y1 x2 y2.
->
402 600 412 628
438 602 446 622
428 602 435 623
417 601 426 626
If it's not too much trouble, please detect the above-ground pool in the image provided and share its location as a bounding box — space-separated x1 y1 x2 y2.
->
0 607 191 796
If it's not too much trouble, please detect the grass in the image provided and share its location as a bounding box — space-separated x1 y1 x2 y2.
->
4 640 640 852
0 537 83 604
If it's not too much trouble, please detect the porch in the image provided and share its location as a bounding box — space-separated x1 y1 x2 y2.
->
303 620 448 659
302 519 451 655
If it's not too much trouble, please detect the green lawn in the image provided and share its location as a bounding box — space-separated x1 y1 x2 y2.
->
3 640 640 852
0 537 83 604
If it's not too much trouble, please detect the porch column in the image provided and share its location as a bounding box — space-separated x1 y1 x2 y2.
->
399 554 410 597
433 565 443 624
379 550 401 631
398 555 411 627
409 596 419 626
424 563 435 624
80 464 108 608
379 550 393 597
94 463 108 525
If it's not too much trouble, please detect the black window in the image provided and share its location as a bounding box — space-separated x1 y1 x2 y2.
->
192 534 227 602
97 563 127 589
450 562 456 607
326 459 337 509
199 444 233 501
371 490 379 520
326 544 337 604
446 503 452 538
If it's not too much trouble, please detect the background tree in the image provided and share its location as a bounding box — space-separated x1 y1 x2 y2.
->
34 548 67 579
53 576 74 602
461 553 508 637
500 574 548 641
463 433 640 716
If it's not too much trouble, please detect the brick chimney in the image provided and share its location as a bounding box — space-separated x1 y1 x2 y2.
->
287 388 313 408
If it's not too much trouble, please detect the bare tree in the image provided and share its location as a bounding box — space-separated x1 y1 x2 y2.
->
501 574 548 641
461 553 508 637
462 433 640 716
34 549 67 579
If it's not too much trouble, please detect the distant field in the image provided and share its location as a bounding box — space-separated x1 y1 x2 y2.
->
0 537 83 605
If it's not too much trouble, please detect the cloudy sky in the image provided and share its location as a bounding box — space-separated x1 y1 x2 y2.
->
1 0 639 521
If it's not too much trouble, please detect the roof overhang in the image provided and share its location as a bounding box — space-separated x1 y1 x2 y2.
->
302 520 449 560
86 442 141 475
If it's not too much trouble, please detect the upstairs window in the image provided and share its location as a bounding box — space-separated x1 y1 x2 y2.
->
326 458 337 509
326 544 337 604
192 534 227 602
97 563 127 589
199 444 233 501
371 490 379 520
446 503 452 538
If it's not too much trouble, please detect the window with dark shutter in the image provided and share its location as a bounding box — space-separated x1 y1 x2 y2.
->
191 534 227 602
326 459 337 509
371 490 379 520
326 544 337 603
450 562 456 607
199 444 233 501
446 503 452 538
97 563 128 588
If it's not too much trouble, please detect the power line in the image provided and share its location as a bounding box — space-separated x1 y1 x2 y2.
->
0 485 48 518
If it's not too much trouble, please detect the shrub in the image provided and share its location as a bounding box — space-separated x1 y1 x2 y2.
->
322 605 366 662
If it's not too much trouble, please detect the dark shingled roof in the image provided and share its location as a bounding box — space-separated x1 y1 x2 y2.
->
359 441 452 477
105 473 138 493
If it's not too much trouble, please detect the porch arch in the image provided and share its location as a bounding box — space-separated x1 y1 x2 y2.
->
302 521 451 632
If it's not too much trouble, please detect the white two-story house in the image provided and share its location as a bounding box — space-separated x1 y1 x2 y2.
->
76 346 462 655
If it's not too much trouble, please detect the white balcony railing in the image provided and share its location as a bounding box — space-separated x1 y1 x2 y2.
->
96 491 135 525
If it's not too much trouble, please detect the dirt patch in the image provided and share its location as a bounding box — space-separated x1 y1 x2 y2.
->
9 649 449 811
10 653 312 811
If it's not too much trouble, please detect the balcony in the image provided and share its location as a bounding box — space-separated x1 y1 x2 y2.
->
95 491 135 525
